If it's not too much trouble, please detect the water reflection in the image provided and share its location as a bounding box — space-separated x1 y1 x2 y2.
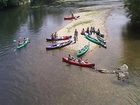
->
121 23 140 69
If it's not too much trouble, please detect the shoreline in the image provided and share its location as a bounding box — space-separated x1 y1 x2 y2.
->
57 9 111 52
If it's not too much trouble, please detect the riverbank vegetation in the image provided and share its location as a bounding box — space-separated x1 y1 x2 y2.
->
0 0 58 9
0 0 30 9
0 0 88 9
124 0 140 29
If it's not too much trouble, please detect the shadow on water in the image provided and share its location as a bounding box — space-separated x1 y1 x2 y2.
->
121 22 140 69
0 6 66 57
122 22 140 40
0 7 29 57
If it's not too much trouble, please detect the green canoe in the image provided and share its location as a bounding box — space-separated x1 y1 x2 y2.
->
97 35 106 44
17 38 30 49
85 34 107 48
77 44 90 57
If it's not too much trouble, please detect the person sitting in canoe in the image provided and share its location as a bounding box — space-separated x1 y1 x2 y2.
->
68 54 74 61
78 58 85 64
23 38 26 43
18 41 22 46
81 28 85 35
54 32 58 39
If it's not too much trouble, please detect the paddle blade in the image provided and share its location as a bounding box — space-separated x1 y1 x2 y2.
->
13 40 16 42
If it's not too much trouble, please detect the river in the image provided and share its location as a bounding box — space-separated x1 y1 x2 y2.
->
0 0 140 105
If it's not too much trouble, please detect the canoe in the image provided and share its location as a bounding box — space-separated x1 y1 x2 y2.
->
62 57 95 68
77 44 90 57
17 38 30 49
46 36 72 41
95 31 104 38
46 40 72 50
97 35 106 44
64 16 80 20
84 34 107 49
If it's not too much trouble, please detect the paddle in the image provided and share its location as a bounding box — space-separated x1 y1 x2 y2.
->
13 37 22 43
13 40 17 43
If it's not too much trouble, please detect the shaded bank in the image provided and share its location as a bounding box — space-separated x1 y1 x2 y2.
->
124 0 140 31
1 0 123 10
0 0 31 9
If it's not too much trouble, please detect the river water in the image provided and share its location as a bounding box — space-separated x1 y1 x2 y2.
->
0 0 140 105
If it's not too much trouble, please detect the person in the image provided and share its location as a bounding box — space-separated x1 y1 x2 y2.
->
53 32 58 39
23 38 26 43
68 54 74 61
86 27 90 35
51 33 54 40
78 58 81 63
74 29 78 43
18 41 21 46
90 27 93 35
96 28 100 35
81 28 85 35
78 58 85 64
71 12 74 17
92 27 95 33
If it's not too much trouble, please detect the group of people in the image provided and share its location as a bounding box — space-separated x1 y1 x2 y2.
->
68 54 85 64
81 27 101 35
51 32 58 40
72 26 102 45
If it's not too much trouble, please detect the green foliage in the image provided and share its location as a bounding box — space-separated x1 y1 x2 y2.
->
0 0 30 9
31 0 56 5
0 0 8 8
0 0 57 8
124 0 140 25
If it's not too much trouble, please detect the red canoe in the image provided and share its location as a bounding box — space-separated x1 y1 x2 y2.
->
62 57 95 68
64 16 80 20
46 36 72 41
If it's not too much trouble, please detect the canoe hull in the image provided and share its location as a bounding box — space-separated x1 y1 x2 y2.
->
77 45 89 57
97 36 106 44
17 38 30 49
62 57 95 68
46 40 72 50
85 34 107 49
64 16 80 20
46 36 72 41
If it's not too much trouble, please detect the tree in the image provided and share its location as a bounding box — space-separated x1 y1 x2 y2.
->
124 0 140 25
0 0 31 9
